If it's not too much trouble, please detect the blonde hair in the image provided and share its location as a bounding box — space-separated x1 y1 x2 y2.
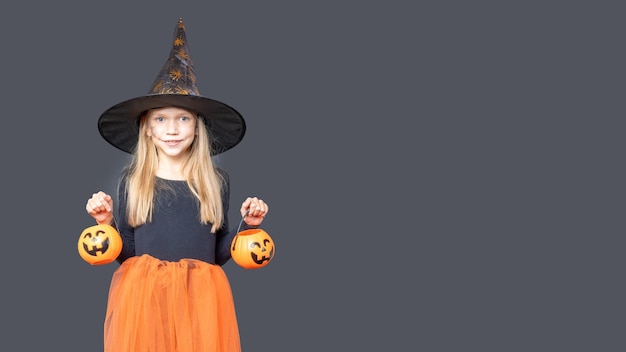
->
123 109 225 233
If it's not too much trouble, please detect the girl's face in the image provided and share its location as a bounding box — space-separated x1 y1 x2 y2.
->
145 107 197 159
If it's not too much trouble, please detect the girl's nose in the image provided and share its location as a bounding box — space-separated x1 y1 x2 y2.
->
166 122 179 134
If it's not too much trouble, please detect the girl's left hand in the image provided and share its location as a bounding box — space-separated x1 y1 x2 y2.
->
241 197 269 227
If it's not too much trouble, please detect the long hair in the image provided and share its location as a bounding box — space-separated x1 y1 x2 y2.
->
123 109 225 233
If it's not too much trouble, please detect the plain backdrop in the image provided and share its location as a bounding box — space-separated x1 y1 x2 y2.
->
0 1 623 351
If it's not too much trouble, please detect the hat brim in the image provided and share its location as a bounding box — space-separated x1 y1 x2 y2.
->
98 94 246 155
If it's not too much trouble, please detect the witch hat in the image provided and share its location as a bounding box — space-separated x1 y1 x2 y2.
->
97 18 246 155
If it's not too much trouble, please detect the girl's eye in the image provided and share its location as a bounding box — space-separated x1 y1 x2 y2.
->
155 116 164 122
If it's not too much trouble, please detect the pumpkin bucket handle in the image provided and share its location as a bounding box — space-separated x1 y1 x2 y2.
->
236 210 250 234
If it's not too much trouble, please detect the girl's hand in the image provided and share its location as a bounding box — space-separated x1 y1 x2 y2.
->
240 197 269 227
86 191 114 225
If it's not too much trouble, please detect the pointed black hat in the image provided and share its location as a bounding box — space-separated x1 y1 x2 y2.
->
97 19 246 155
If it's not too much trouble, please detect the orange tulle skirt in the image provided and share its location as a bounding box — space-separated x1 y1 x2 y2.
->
104 254 241 352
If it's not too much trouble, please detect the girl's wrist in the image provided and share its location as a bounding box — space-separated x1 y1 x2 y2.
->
97 218 114 226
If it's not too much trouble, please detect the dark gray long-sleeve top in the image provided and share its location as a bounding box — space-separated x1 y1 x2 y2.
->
114 169 251 266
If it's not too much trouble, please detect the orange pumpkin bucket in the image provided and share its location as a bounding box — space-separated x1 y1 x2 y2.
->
230 213 275 269
77 224 123 265
231 228 276 269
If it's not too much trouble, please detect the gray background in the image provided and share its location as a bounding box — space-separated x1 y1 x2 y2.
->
0 1 623 351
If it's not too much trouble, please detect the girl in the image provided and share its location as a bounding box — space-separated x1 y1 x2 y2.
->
85 19 268 352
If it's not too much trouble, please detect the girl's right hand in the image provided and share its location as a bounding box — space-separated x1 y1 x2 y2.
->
86 191 114 225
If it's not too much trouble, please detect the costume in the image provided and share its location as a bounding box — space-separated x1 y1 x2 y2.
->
104 174 246 351
96 19 249 352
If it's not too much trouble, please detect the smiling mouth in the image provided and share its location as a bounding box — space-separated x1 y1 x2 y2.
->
163 140 182 146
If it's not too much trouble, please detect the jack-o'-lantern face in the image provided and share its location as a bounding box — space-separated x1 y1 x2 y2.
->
77 224 122 265
230 229 275 269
